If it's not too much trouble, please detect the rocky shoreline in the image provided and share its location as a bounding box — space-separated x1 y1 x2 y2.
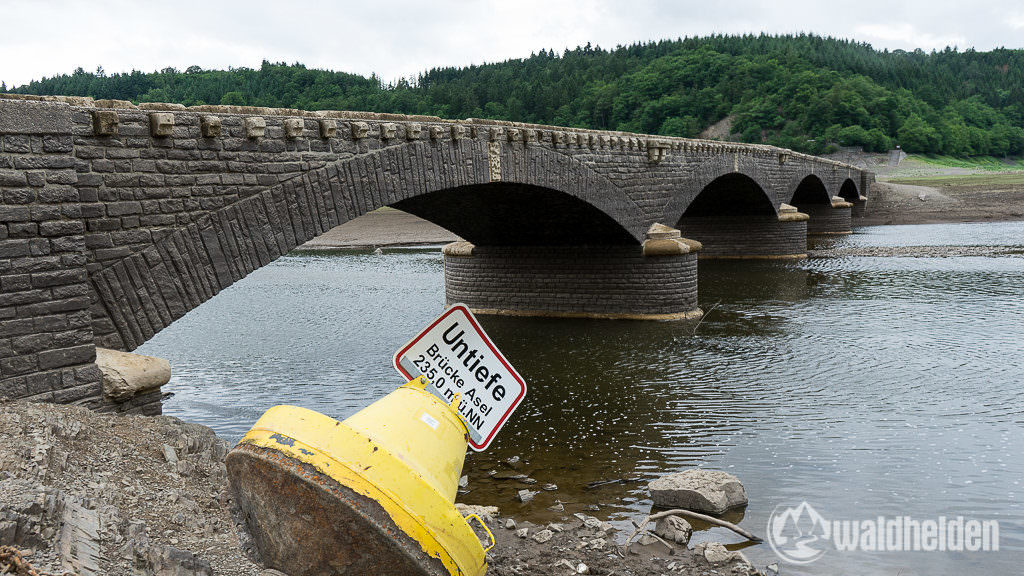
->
0 401 764 576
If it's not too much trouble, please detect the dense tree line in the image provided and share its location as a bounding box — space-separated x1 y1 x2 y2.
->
7 35 1024 157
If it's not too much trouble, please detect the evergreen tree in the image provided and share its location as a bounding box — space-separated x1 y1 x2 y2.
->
9 34 1024 157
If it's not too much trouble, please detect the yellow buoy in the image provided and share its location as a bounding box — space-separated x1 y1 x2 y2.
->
226 377 493 576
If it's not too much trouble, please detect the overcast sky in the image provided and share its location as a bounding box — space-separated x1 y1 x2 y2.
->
4 0 1024 88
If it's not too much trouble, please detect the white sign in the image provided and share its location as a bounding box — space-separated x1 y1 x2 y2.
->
394 304 526 451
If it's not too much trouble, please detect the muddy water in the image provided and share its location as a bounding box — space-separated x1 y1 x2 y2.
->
140 221 1024 574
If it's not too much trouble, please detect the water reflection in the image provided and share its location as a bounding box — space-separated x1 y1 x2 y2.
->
139 222 1024 575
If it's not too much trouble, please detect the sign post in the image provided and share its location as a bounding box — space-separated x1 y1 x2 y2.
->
395 304 527 451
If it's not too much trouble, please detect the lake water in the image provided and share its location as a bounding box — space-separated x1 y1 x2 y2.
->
138 221 1024 574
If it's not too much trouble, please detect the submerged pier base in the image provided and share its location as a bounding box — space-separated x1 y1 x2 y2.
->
798 198 853 236
678 204 809 260
442 225 702 320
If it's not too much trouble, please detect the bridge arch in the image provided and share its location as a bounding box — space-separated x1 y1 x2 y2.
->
660 154 777 226
680 172 777 218
788 174 831 206
88 141 648 350
838 178 860 202
671 158 807 259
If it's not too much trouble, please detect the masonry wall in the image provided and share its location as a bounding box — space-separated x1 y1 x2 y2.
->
444 245 700 319
0 99 102 404
679 216 808 259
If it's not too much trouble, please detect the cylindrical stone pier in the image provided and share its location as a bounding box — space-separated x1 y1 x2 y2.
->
797 198 852 236
677 205 808 260
442 227 702 320
850 195 868 218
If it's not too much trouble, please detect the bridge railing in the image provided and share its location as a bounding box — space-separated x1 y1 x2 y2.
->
0 93 864 174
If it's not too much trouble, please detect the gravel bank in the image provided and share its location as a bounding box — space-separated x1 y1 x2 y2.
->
0 401 762 576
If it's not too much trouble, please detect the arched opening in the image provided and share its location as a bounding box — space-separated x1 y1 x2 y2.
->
839 179 859 202
677 173 807 259
790 175 831 206
789 174 848 236
681 173 777 218
392 183 638 246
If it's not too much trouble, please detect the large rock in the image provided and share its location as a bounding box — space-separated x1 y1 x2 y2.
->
648 470 747 514
95 348 171 402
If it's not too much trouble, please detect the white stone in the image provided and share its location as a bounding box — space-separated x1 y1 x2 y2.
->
532 529 553 543
648 469 747 514
95 348 171 402
654 515 692 544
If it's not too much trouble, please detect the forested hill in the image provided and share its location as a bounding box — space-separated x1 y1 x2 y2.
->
7 35 1024 157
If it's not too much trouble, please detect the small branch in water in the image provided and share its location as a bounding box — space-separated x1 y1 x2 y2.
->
691 300 722 335
623 509 762 549
584 478 642 490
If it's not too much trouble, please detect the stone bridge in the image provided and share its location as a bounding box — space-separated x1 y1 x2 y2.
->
0 94 872 412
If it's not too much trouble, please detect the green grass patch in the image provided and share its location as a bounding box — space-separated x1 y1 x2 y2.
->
910 154 1024 171
887 172 1024 187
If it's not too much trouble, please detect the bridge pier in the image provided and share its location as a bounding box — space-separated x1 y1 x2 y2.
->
850 195 868 218
796 197 852 236
677 205 809 260
442 226 702 321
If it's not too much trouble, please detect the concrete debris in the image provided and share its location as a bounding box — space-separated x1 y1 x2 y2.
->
453 503 500 524
531 529 553 544
695 542 758 575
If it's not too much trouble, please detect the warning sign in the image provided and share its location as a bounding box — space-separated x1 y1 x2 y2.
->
394 304 526 451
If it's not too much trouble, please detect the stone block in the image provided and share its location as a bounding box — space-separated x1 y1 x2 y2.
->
0 170 27 187
381 122 397 140
95 347 170 401
149 112 175 137
0 99 73 134
318 119 337 138
406 123 422 140
429 125 444 140
244 117 266 139
283 118 304 139
451 125 466 140
200 115 222 138
37 344 96 370
91 110 119 136
351 121 370 139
